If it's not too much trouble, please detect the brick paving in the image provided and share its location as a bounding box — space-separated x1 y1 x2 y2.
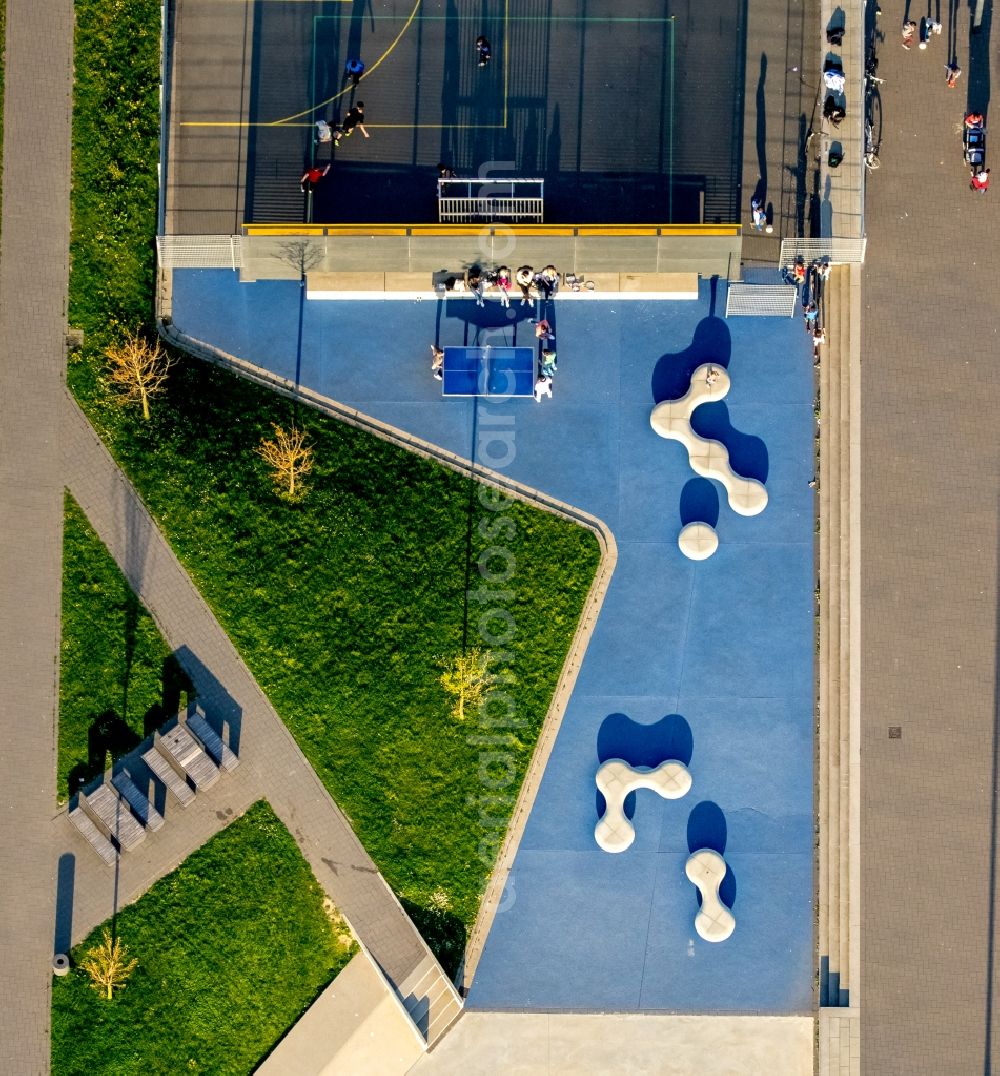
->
0 0 74 1071
861 6 1000 1073
61 395 432 984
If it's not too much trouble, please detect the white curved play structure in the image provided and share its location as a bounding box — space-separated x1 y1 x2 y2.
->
650 364 768 517
684 848 736 942
678 521 719 560
594 758 692 853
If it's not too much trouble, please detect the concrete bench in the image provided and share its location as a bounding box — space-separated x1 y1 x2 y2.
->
69 804 117 865
81 784 146 850
143 740 195 806
650 363 768 517
594 758 692 853
158 723 220 791
685 848 736 942
112 769 165 831
187 712 240 772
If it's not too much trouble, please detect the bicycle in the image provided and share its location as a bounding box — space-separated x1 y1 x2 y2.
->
864 121 881 170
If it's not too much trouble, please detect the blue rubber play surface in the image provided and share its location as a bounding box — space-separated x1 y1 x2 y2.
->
171 271 815 1014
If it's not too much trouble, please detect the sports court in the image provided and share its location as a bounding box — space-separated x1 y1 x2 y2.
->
174 0 745 225
166 271 816 1013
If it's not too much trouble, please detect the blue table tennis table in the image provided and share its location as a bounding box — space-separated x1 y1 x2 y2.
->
441 346 536 397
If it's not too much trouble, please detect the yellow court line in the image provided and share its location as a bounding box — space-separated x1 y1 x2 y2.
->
182 0 423 128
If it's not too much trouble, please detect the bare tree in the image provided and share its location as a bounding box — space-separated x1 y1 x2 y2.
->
79 929 138 1001
105 331 175 420
257 424 314 501
277 238 323 282
440 648 496 720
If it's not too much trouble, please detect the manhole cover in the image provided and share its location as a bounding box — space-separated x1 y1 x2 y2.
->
888 726 902 740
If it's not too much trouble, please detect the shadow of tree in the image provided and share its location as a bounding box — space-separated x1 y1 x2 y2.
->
402 898 467 982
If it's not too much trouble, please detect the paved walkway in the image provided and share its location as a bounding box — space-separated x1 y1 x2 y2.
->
60 394 457 1023
861 5 1000 1072
411 1012 813 1075
0 0 74 1071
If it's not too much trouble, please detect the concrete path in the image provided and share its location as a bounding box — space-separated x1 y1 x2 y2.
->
409 1012 813 1075
61 393 460 1037
860 5 1000 1072
0 0 74 1071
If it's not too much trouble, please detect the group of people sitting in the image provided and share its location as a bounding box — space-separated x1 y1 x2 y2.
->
459 264 562 308
783 258 831 364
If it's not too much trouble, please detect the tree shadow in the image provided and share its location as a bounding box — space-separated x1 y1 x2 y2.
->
691 401 770 483
687 800 737 908
679 478 721 528
402 898 467 983
68 708 142 796
596 712 694 818
650 315 732 404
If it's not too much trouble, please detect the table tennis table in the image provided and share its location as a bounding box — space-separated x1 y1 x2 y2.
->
441 346 536 398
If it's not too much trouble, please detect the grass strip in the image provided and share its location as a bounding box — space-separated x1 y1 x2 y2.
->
52 800 357 1075
59 492 186 803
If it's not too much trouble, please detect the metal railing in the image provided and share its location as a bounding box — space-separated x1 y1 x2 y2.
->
438 197 544 223
779 237 867 265
725 284 798 317
437 177 544 223
157 235 242 269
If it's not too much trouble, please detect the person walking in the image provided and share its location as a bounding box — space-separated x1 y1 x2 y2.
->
534 318 554 342
343 102 370 139
345 58 365 86
515 265 534 305
540 348 557 379
971 167 991 193
902 20 917 48
315 119 344 148
431 344 444 381
534 375 553 402
945 62 962 88
476 36 492 66
811 326 826 365
300 163 330 193
751 198 766 230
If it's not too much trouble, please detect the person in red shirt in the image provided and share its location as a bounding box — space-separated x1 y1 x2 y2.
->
300 163 330 193
970 167 991 192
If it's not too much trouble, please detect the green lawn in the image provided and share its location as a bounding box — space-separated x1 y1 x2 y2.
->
52 800 357 1075
68 0 602 972
59 493 187 803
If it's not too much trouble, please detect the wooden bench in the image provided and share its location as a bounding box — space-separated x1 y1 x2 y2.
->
143 740 195 806
69 805 117 865
187 712 240 773
81 784 146 850
158 723 220 791
112 769 165 831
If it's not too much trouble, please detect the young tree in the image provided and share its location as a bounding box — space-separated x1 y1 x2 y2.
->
79 928 138 1001
257 424 314 501
105 331 175 420
440 647 496 720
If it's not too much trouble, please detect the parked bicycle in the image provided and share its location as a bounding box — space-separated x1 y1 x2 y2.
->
864 121 881 170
